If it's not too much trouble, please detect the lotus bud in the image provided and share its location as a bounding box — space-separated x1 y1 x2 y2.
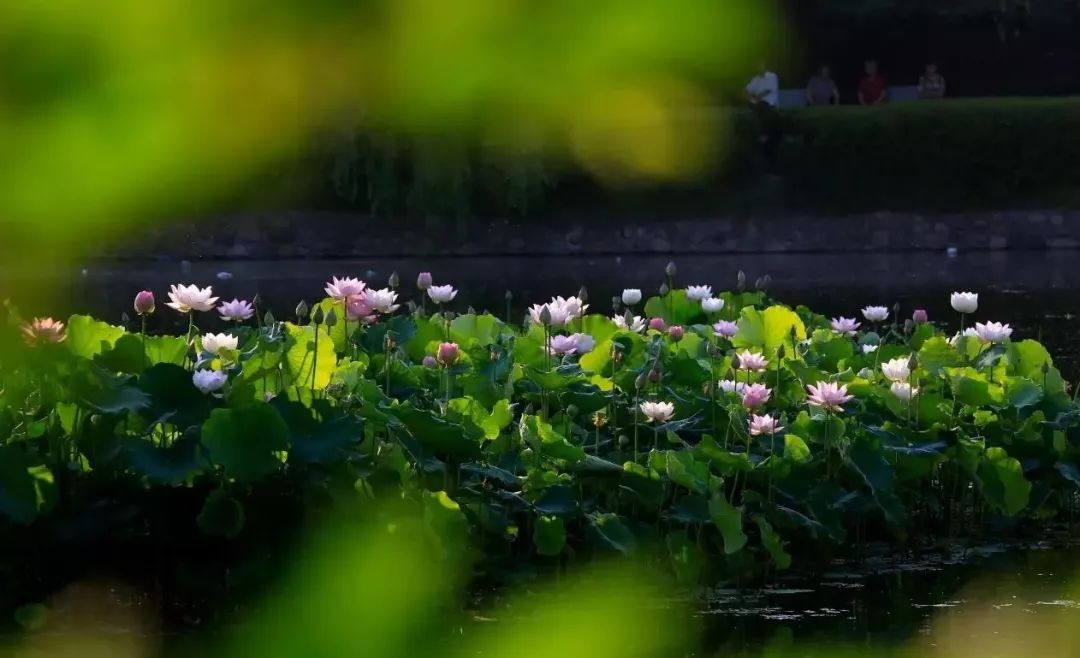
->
635 370 649 390
444 311 457 323
648 317 667 332
388 271 400 289
668 325 684 342
912 308 929 324
612 296 622 311
538 305 552 326
417 272 433 290
133 290 155 316
252 293 262 307
566 404 579 418
423 355 438 368
649 367 661 383
295 300 309 320
893 302 902 317
762 274 772 290
437 341 459 366
777 344 786 360
903 319 914 334
312 305 325 325
618 435 630 447
490 349 498 362
407 301 418 315
121 312 130 325
736 270 746 292
731 353 741 370
665 261 677 278
522 448 534 459
264 310 276 325
1042 361 1051 374
754 277 765 291
467 306 477 315
907 354 918 371
578 285 588 303
659 282 670 297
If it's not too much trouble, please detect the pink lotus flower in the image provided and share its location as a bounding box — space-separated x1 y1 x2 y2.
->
218 299 254 322
713 320 738 338
346 296 378 324
416 272 433 290
437 342 460 366
912 308 928 324
547 335 579 356
748 414 784 436
668 325 684 342
21 317 66 345
569 333 596 353
648 317 667 332
133 290 155 316
806 381 854 412
325 276 366 302
741 383 772 409
830 317 860 336
735 349 768 372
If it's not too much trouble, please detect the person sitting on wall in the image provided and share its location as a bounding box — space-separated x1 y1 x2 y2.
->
745 61 780 167
805 65 840 106
918 63 946 100
857 59 888 105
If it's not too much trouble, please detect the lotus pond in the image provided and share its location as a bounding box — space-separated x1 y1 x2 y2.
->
3 257 1080 651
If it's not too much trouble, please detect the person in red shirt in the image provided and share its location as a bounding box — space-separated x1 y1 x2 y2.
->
858 59 889 105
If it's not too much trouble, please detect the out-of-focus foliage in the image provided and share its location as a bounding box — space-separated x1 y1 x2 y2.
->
0 0 769 259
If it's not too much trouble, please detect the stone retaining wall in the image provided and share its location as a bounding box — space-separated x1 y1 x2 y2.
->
106 209 1080 259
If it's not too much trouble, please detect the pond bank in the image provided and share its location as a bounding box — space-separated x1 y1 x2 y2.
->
97 209 1080 260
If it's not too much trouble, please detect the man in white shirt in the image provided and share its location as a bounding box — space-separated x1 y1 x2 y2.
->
745 62 779 107
745 61 781 168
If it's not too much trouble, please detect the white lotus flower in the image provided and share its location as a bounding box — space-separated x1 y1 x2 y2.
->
325 276 366 302
639 400 675 423
192 369 228 394
552 296 588 321
975 321 1012 343
622 289 642 305
427 285 458 304
862 305 889 322
890 382 919 401
364 288 400 314
881 356 911 382
201 332 239 355
702 297 725 313
613 314 647 333
949 327 980 346
570 333 596 353
166 284 218 313
861 344 878 354
950 291 978 314
718 379 746 395
685 285 712 301
529 302 570 327
218 299 254 322
547 335 578 356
